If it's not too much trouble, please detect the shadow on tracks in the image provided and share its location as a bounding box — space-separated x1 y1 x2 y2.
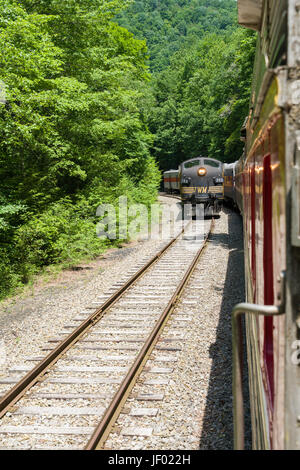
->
198 208 252 450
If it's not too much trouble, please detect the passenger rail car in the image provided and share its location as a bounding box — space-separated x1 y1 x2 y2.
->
179 157 224 213
163 170 180 194
223 162 238 205
230 0 300 450
224 159 244 212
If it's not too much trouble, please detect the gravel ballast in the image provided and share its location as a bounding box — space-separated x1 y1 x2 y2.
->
105 206 246 450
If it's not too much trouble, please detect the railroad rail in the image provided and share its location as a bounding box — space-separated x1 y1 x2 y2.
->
0 217 214 450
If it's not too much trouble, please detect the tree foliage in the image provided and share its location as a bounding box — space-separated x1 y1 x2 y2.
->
0 0 160 298
117 0 238 71
146 29 256 171
117 0 256 169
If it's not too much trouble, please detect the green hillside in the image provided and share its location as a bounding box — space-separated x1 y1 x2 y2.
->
116 0 238 71
116 0 256 169
147 28 256 170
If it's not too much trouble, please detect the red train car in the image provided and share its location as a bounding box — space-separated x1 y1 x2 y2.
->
232 0 300 450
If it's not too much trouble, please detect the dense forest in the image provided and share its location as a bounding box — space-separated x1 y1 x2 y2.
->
0 0 256 299
147 28 256 170
117 0 256 170
117 0 238 71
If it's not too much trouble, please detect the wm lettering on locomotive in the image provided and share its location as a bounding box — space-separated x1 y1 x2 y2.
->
197 187 208 194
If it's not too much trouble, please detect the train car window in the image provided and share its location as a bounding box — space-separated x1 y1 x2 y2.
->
184 160 200 168
204 159 220 168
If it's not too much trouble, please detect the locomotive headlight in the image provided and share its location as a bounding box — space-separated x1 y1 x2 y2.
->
198 168 207 177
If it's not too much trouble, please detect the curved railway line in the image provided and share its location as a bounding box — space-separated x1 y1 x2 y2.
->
0 215 214 450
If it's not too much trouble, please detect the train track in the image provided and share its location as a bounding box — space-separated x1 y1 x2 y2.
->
0 217 214 450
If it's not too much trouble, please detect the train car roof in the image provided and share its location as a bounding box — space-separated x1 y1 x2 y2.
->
237 0 263 31
224 162 238 169
180 157 222 166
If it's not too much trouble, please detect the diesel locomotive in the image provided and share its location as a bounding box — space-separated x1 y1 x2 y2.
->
163 157 224 214
178 157 224 214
